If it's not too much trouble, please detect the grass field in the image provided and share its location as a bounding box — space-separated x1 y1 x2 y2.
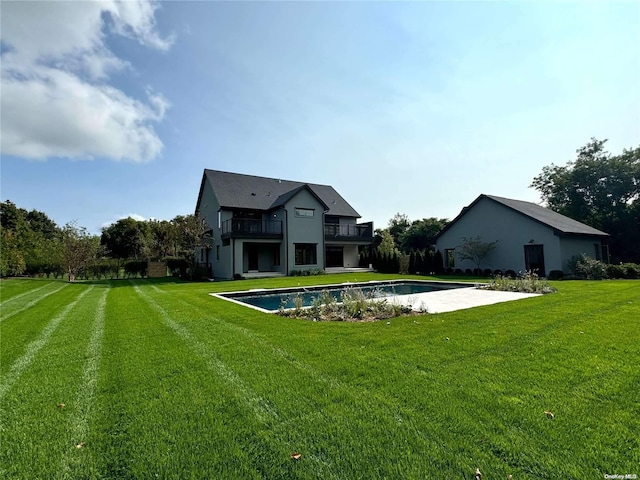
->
1 274 638 479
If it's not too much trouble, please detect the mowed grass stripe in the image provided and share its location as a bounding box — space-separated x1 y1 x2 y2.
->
155 279 640 477
59 287 108 479
136 283 450 477
0 280 56 306
132 283 352 478
132 283 278 423
0 286 93 402
0 285 104 480
1 284 86 376
0 283 70 323
92 281 275 479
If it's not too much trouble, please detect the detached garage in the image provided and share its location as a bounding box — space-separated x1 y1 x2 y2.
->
435 194 609 276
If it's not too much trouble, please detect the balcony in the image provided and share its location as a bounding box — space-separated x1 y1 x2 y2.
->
222 218 283 239
324 221 373 242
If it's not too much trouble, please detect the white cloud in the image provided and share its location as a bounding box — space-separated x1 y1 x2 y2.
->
100 213 149 229
0 0 173 162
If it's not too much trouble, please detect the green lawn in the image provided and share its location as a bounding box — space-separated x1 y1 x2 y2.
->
1 274 638 479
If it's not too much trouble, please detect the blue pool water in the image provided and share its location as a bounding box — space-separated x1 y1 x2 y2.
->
218 280 470 312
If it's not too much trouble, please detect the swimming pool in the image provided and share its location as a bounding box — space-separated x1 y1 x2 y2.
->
214 280 471 313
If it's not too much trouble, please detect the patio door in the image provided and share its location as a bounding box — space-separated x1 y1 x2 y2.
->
248 245 259 271
524 244 545 277
326 246 343 268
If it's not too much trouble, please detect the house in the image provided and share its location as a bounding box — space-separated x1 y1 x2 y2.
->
195 169 374 279
435 194 609 276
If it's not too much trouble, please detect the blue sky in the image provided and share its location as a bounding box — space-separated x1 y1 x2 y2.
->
1 1 639 234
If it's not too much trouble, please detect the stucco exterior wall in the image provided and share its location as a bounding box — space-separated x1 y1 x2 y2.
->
284 189 325 272
343 244 359 268
197 181 234 279
435 197 562 273
560 237 604 270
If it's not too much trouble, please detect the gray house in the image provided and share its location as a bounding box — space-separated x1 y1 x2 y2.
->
195 170 373 279
435 194 609 276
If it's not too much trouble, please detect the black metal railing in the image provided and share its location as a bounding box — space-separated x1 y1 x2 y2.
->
324 221 373 239
222 218 282 237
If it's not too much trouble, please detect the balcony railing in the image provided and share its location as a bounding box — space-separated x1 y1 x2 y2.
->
222 218 283 238
324 222 373 241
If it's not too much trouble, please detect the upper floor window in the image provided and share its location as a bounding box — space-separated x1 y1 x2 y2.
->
295 208 314 218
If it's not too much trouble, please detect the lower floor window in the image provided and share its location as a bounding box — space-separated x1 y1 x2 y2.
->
295 243 317 265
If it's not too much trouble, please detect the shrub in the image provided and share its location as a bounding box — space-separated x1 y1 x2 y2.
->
482 271 556 294
548 270 564 280
504 269 516 278
278 286 415 322
124 260 148 278
166 257 188 277
290 268 326 277
622 263 639 279
606 264 625 279
568 254 608 280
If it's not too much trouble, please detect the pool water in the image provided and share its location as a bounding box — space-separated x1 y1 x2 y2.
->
216 280 470 312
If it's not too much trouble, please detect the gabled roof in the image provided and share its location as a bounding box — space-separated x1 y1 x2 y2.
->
269 184 330 211
437 194 609 239
197 170 360 217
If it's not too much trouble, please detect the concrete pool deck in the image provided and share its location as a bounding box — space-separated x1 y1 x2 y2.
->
390 286 541 314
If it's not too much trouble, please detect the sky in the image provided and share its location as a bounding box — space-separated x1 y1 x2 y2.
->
1 1 639 234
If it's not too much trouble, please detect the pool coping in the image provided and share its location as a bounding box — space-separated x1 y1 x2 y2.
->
210 279 481 314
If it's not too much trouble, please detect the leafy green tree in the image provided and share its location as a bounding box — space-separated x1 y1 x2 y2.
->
101 217 151 260
531 138 640 262
376 229 399 257
1 200 62 277
172 214 213 278
387 213 411 248
456 236 498 272
61 222 99 282
148 219 177 259
400 217 449 252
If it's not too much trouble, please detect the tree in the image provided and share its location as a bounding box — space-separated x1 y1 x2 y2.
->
456 236 498 272
387 213 411 248
61 222 99 282
531 138 640 262
101 217 151 261
400 217 449 252
148 219 177 259
376 229 399 257
1 200 62 277
172 214 213 278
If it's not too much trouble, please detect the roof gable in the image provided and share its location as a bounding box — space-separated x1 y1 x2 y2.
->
437 194 608 239
270 184 329 210
200 170 360 217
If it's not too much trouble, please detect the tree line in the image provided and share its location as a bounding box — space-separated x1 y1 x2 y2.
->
0 200 210 281
2 139 637 279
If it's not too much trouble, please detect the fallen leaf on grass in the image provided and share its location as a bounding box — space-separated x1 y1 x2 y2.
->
76 442 85 449
291 453 301 460
57 403 65 409
544 411 555 418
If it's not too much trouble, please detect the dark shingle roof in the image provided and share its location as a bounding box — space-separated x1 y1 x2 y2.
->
437 194 608 238
201 170 360 217
484 195 608 236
